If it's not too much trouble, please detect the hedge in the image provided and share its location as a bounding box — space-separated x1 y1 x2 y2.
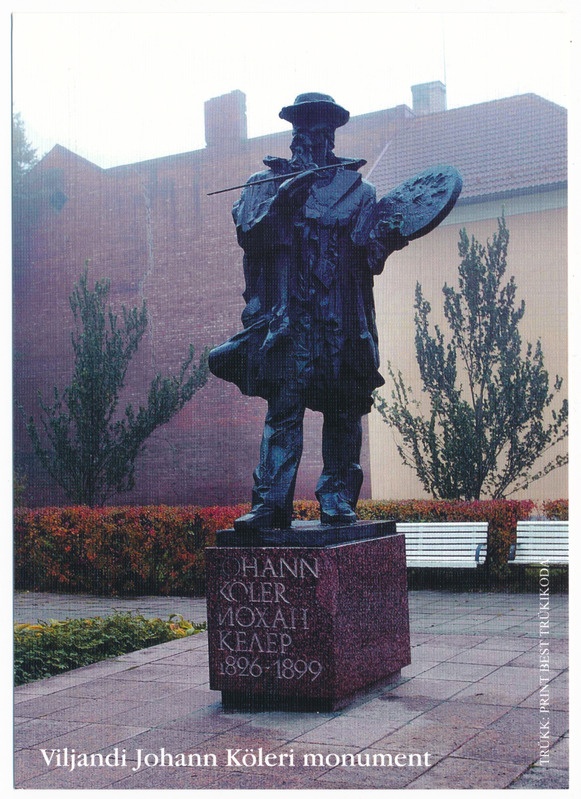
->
14 499 567 595
14 505 248 596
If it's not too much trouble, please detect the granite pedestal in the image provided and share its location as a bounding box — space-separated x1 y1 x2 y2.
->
206 520 411 711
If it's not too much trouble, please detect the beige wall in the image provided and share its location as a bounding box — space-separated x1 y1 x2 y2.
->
369 194 568 501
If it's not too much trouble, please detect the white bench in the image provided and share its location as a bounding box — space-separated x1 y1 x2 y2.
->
509 520 568 565
396 522 488 568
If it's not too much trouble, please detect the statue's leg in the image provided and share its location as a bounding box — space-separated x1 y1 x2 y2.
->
316 411 363 524
234 385 305 531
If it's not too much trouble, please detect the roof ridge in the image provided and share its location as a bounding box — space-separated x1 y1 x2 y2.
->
367 93 567 201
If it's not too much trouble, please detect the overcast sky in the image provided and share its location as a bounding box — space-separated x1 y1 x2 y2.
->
11 1 574 169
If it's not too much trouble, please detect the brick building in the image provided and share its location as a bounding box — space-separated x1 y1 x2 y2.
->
13 84 567 507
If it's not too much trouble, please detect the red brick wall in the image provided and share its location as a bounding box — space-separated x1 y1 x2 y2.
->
14 96 408 507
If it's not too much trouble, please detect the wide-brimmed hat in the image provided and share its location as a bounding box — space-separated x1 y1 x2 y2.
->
279 93 350 129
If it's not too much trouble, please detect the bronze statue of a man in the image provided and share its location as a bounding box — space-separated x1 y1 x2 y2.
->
209 93 408 531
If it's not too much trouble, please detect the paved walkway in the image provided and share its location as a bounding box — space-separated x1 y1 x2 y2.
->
14 590 568 789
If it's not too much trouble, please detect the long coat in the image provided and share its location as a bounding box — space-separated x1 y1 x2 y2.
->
209 155 388 416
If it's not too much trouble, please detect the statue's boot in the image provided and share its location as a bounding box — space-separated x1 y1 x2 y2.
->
318 494 357 525
234 504 291 532
316 410 363 525
235 387 304 532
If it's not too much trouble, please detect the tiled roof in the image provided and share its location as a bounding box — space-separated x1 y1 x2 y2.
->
366 94 567 202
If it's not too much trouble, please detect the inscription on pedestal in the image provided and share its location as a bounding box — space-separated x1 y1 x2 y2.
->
208 552 327 695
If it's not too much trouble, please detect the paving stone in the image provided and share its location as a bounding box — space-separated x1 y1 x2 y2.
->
383 677 469 701
158 706 249 736
418 661 500 682
447 648 520 666
178 729 288 760
16 764 135 790
189 769 317 790
14 669 123 697
267 740 360 777
421 700 509 729
293 713 401 748
314 758 433 789
490 707 569 740
111 767 220 791
104 689 220 727
472 636 538 651
17 722 149 755
371 717 481 757
43 697 144 723
541 734 568 768
453 728 547 765
420 633 489 646
401 659 441 677
544 638 568 653
107 765 223 790
408 755 527 789
96 726 227 760
452 667 540 706
235 710 336 738
14 692 91 719
47 677 135 700
346 694 438 724
408 644 467 662
76 679 193 702
508 766 568 789
103 662 195 683
14 748 65 781
409 633 436 645
519 682 568 712
13 718 89 750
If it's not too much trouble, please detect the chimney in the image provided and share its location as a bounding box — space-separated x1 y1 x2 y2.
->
411 81 447 115
204 90 247 148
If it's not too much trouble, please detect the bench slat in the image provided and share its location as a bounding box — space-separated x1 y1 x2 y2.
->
398 523 488 530
511 520 568 565
517 521 567 528
407 564 480 568
515 542 568 548
516 536 568 542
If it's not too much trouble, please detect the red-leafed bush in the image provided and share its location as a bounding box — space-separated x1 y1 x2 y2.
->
14 504 248 596
542 499 568 520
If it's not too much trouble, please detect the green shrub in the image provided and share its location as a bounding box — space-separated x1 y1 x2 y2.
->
14 612 205 686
